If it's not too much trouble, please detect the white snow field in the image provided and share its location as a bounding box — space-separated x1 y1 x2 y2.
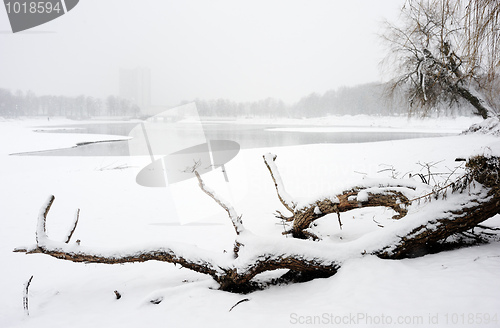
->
0 116 499 328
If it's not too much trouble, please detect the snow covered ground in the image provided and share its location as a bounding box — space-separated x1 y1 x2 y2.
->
0 116 499 328
234 114 484 133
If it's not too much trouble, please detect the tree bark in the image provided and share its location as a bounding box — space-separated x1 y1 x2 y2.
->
284 189 410 239
378 155 500 258
423 48 495 119
264 153 412 239
14 154 500 293
455 85 493 119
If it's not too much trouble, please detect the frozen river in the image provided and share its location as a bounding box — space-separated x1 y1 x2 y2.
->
26 121 455 156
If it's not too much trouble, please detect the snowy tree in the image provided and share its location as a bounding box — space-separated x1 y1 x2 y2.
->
382 0 500 118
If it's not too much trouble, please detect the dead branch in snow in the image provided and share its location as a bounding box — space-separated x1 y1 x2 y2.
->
262 153 296 213
23 275 33 316
194 170 244 237
14 154 500 293
263 153 411 239
64 209 80 244
229 298 250 312
14 194 340 293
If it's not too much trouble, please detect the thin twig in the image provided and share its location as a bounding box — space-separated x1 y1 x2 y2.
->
194 170 244 235
36 195 55 245
408 173 468 203
443 162 466 186
477 224 500 231
373 217 384 228
335 205 342 230
65 209 80 243
23 275 34 316
229 298 250 312
263 153 296 213
114 290 122 300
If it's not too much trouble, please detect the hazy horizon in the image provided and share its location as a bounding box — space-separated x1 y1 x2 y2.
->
0 0 404 107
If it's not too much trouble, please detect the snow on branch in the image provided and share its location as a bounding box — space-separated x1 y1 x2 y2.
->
194 170 244 235
35 195 54 245
263 153 296 213
262 154 419 239
15 195 343 293
18 195 229 278
14 154 500 293
64 208 80 244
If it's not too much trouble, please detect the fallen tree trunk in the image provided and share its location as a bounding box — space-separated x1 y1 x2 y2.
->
263 153 415 239
14 154 500 293
15 195 341 293
378 155 500 258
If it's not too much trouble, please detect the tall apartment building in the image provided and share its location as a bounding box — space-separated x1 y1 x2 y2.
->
119 67 151 113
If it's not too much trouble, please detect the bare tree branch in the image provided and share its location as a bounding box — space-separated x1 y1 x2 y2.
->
64 208 80 244
264 153 414 239
13 154 500 293
263 153 296 213
14 193 341 293
23 275 33 316
35 195 53 245
194 170 244 235
16 194 227 280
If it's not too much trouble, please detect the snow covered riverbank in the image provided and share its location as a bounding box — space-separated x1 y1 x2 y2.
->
0 117 499 328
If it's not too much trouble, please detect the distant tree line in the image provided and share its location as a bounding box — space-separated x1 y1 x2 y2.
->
0 88 141 118
2 82 483 120
194 82 477 118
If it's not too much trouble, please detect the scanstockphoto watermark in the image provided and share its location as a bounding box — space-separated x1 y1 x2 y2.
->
290 313 425 326
289 312 499 326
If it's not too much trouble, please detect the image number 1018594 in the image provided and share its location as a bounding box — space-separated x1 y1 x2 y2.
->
3 0 79 33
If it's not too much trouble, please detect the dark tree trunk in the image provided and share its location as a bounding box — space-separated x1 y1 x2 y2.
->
455 85 493 119
378 155 500 258
14 155 500 293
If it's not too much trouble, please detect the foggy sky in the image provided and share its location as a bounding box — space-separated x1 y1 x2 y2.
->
0 0 404 107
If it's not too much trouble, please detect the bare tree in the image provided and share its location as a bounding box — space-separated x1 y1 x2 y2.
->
382 0 500 118
14 152 500 293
